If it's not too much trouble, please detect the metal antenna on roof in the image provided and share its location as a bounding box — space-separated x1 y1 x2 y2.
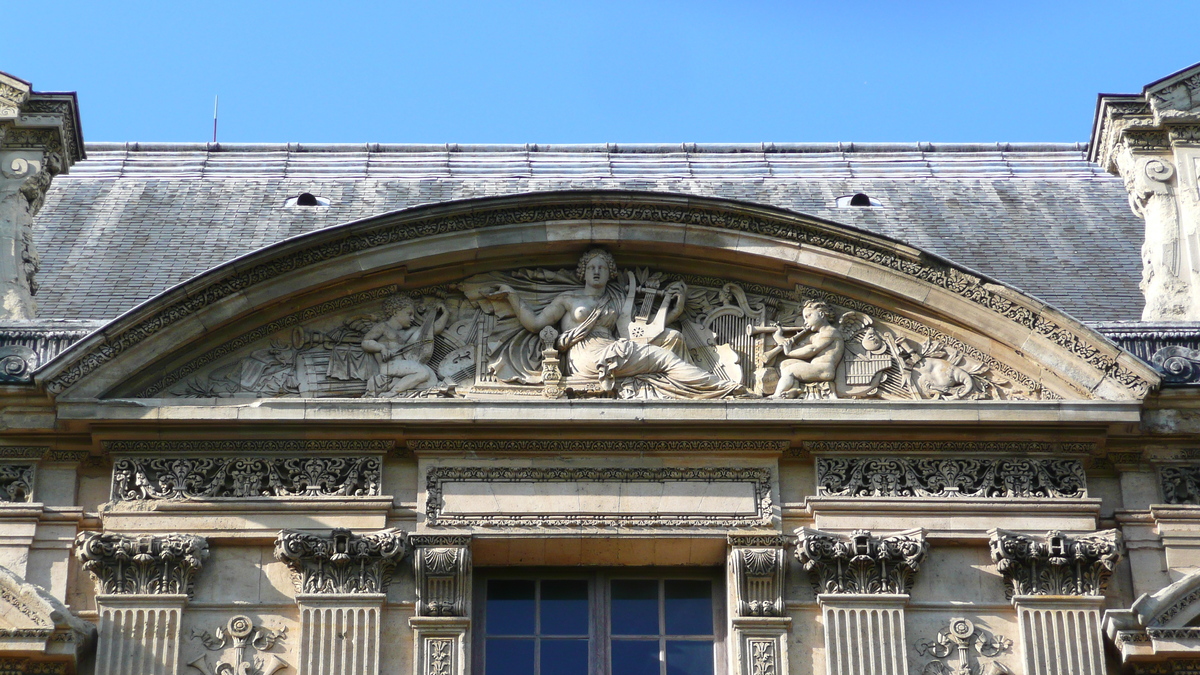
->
212 95 219 144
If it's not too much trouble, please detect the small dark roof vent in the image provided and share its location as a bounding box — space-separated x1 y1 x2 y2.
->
296 192 320 206
284 193 330 208
835 193 882 208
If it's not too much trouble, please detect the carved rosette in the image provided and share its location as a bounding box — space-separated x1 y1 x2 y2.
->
794 527 928 595
75 532 209 597
274 528 408 594
411 535 471 617
988 529 1121 597
729 534 788 617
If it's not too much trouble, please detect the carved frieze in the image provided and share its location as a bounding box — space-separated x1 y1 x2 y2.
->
988 529 1121 597
408 439 791 454
1133 661 1200 675
0 464 33 502
75 532 209 597
411 535 471 617
816 457 1086 499
914 617 1013 675
794 527 928 595
139 248 1057 402
187 615 288 675
0 659 68 675
110 456 381 501
425 466 773 528
1160 466 1200 504
729 535 787 617
274 528 408 594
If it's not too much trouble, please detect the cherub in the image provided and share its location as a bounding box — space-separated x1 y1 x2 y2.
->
360 295 448 397
770 299 845 398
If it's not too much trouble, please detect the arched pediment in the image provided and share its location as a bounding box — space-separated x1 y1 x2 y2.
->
36 190 1158 402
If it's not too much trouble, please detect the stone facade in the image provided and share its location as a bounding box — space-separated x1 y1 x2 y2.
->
0 64 1196 675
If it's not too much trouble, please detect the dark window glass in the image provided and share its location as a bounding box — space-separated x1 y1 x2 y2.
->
488 580 536 635
486 638 535 675
612 639 660 675
664 581 712 636
666 641 714 675
611 580 659 636
541 639 589 675
542 580 588 636
849 193 872 206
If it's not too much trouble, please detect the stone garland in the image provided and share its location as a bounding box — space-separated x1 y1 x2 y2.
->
44 197 1152 398
274 528 408 594
816 457 1086 499
988 529 1120 597
110 456 380 501
794 527 929 595
75 532 209 597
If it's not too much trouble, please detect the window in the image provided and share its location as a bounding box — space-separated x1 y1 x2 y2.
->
478 571 723 675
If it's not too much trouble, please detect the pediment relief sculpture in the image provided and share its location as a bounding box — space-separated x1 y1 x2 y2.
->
154 249 1050 401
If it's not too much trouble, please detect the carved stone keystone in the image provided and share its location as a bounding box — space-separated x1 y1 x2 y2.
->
794 527 929 595
274 527 408 594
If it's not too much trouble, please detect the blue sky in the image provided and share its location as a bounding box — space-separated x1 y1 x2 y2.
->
9 1 1200 144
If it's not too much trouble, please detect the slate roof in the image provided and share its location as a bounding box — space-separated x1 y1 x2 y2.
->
33 142 1143 323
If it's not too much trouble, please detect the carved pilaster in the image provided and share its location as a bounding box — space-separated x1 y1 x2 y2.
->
75 532 208 675
409 535 472 675
988 529 1121 598
0 73 83 319
273 528 407 675
728 534 790 675
273 527 407 594
794 527 928 595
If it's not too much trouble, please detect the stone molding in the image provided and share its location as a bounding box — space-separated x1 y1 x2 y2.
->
794 527 928 594
104 439 394 455
111 456 381 501
0 324 94 385
988 529 1120 598
816 457 1087 498
274 528 408 594
408 439 790 455
38 192 1155 399
424 466 773 528
792 439 1094 458
410 535 471 618
729 535 787 617
75 531 209 597
0 564 95 661
0 658 69 674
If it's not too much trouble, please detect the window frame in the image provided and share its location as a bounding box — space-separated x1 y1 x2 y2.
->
473 567 727 675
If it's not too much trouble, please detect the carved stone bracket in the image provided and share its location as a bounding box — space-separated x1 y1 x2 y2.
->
729 534 788 617
817 457 1086 499
794 527 928 594
111 456 381 501
274 528 408 594
187 615 288 675
914 617 1013 675
411 535 471 618
988 529 1120 598
75 532 209 597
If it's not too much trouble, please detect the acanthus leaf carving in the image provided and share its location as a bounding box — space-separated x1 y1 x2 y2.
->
794 527 928 595
75 531 209 597
817 457 1086 499
111 456 381 501
274 528 408 594
988 529 1121 597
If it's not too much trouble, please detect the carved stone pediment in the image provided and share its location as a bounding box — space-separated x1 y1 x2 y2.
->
138 249 1051 402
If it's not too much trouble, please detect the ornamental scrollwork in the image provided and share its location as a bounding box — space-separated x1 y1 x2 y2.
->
816 457 1086 499
1160 466 1200 504
111 456 380 501
0 464 33 502
988 529 1120 597
187 615 288 675
794 527 928 595
274 528 408 594
915 617 1013 675
75 532 209 597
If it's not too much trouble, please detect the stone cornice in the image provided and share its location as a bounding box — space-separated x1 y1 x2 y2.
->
36 192 1157 400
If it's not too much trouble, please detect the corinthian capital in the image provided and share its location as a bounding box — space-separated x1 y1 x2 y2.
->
794 527 928 595
75 531 209 597
274 527 408 594
988 529 1121 597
